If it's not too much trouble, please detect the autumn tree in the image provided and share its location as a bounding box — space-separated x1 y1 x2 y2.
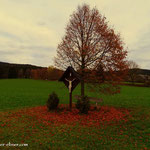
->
18 69 24 78
31 69 38 79
47 66 63 80
38 68 48 80
55 4 128 98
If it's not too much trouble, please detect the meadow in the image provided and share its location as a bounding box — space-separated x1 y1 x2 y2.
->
0 79 150 149
0 79 150 111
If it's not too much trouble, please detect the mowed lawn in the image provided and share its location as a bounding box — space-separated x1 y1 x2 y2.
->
0 79 150 110
0 79 150 149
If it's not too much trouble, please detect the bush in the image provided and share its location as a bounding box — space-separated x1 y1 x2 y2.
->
47 92 59 111
76 96 90 114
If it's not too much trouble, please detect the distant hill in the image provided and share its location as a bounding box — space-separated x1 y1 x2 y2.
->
0 61 150 80
138 69 150 75
0 61 44 79
0 61 43 69
129 68 150 76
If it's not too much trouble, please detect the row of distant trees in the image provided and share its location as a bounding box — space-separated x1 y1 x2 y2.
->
0 67 63 81
0 62 40 79
30 66 63 80
0 60 150 86
0 67 32 79
0 62 63 80
32 64 149 85
126 60 150 86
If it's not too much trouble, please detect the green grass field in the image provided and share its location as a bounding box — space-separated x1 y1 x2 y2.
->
0 79 150 111
0 79 150 149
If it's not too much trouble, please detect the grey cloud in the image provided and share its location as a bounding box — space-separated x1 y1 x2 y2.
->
0 44 55 67
19 45 55 52
30 54 53 67
0 50 17 55
37 22 46 26
7 0 31 3
128 26 150 69
0 30 22 42
131 27 150 52
135 58 150 69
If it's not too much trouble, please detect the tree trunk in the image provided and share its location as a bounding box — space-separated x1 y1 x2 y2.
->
81 60 85 99
81 78 84 99
69 92 72 110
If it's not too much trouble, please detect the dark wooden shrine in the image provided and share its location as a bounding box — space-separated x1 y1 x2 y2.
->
59 66 81 109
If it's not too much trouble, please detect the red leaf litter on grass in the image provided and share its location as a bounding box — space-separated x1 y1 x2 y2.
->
7 105 130 127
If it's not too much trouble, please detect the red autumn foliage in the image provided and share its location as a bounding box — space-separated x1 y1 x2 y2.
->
30 67 63 80
4 105 130 128
0 106 149 149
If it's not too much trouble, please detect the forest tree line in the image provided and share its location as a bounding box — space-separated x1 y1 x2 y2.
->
0 61 150 85
0 62 63 80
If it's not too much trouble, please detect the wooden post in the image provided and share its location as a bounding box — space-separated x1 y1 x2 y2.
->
69 92 72 110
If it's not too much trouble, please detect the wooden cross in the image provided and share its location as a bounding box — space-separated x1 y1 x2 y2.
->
59 67 81 109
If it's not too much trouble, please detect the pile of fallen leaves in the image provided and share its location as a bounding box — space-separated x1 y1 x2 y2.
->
2 105 130 128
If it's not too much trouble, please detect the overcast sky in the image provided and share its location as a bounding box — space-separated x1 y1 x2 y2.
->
0 0 150 69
